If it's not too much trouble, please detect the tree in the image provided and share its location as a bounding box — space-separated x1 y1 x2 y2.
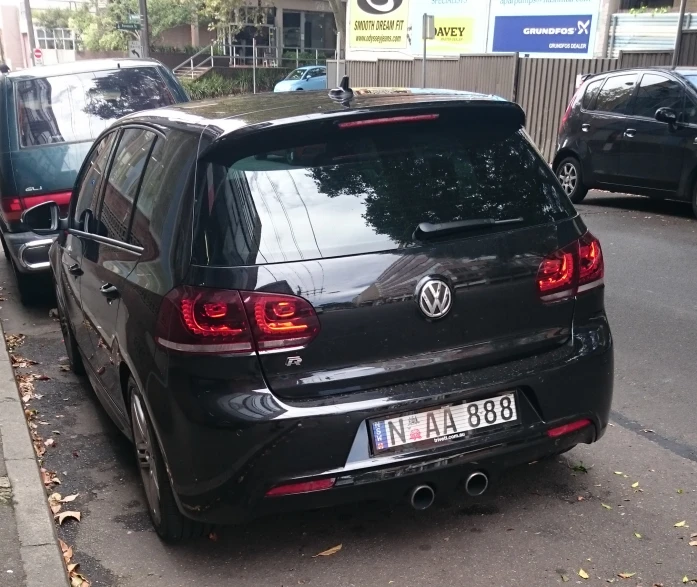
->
35 0 197 52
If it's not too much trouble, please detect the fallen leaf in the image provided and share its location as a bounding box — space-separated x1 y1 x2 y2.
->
614 471 623 475
675 520 687 527
44 438 55 447
11 355 38 368
618 573 636 579
602 503 612 510
578 569 589 580
691 533 697 538
5 334 26 352
689 540 697 547
631 482 639 488
678 489 684 494
55 511 80 525
577 496 585 501
61 494 79 503
683 577 688 584
634 532 642 539
313 544 342 557
641 429 655 433
561 574 570 582
67 563 78 573
60 365 71 372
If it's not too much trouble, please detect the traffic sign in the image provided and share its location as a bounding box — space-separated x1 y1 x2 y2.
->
33 47 43 64
128 40 143 59
116 22 141 31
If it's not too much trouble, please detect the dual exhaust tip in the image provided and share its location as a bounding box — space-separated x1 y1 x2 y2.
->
408 471 489 510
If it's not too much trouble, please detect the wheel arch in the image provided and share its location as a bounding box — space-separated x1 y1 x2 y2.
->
552 149 580 172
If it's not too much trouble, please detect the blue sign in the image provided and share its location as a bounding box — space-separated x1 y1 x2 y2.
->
492 15 593 54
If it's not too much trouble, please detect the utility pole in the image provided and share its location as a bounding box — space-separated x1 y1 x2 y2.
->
672 0 687 68
23 0 37 66
138 0 150 58
422 14 434 89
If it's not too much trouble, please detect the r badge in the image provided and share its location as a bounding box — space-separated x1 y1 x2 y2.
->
285 356 302 367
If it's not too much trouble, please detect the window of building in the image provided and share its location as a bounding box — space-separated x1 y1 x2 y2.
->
35 28 75 51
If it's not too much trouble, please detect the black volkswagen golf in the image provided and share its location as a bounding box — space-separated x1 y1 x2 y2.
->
23 83 613 542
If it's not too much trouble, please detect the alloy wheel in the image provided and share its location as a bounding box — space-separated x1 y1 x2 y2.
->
558 162 577 196
131 392 162 525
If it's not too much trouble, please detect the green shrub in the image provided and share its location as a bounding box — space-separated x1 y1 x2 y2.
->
181 68 292 100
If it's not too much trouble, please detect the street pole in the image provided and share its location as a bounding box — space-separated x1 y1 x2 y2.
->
672 0 687 68
422 14 427 89
336 31 341 87
138 0 150 58
252 37 256 94
23 0 37 66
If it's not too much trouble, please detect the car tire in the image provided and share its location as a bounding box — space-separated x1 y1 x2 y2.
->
556 157 588 204
11 260 42 305
129 378 209 543
1 235 10 261
55 283 85 376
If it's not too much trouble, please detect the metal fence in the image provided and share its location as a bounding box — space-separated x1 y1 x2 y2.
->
328 47 689 161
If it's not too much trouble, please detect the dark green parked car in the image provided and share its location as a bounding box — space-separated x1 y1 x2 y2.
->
0 58 188 301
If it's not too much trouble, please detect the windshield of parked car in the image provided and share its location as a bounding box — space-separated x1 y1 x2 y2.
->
285 68 306 81
192 117 574 267
15 67 175 148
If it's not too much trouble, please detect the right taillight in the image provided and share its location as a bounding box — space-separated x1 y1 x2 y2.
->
155 286 320 354
537 232 604 302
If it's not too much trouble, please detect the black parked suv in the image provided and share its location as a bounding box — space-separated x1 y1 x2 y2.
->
555 67 697 215
23 84 613 542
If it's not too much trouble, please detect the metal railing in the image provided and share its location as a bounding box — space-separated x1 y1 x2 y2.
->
173 41 336 77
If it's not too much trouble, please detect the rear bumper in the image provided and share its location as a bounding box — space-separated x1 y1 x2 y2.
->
3 230 54 273
149 314 613 524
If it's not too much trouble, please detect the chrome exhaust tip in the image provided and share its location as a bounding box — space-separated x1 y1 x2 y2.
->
464 471 489 497
409 484 436 510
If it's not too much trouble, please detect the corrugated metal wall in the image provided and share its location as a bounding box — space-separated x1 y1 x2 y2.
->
608 13 697 57
678 30 697 65
326 46 696 162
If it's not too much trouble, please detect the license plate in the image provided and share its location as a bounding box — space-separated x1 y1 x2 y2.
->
370 393 518 453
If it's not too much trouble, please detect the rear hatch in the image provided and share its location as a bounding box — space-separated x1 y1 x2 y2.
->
6 67 177 224
193 104 579 399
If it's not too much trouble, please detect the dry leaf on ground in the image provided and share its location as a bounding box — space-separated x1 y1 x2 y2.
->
602 503 612 510
675 521 688 528
61 494 79 503
5 334 25 352
618 572 636 579
313 544 342 557
634 532 642 539
578 569 589 580
631 482 639 488
689 540 697 547
11 355 38 368
55 511 81 525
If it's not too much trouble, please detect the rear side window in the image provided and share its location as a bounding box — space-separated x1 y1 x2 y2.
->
15 68 174 148
595 74 637 114
582 79 603 110
631 74 683 119
73 132 117 223
192 120 573 267
97 128 156 243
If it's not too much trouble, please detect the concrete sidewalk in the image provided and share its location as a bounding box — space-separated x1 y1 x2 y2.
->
0 321 68 587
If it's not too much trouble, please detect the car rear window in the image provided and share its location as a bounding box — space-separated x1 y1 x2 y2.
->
15 67 174 148
192 118 574 267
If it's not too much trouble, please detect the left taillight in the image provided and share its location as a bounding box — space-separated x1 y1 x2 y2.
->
155 286 320 354
1 191 72 223
536 232 604 302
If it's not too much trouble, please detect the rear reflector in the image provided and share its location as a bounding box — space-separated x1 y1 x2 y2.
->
338 113 439 129
155 286 320 354
266 478 336 497
537 232 604 302
546 418 592 438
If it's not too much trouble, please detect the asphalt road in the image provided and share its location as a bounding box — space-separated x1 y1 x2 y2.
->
2 191 697 587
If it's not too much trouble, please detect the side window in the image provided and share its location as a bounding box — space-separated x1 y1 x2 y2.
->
582 79 603 110
595 74 638 115
632 74 683 119
73 132 116 224
129 131 198 257
684 95 697 125
97 128 156 243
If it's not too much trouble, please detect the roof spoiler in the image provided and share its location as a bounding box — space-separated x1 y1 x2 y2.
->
575 73 595 91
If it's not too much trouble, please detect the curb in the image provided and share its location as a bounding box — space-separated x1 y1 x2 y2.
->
0 320 69 587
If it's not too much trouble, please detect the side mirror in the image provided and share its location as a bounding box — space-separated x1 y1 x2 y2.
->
655 107 678 125
21 201 66 235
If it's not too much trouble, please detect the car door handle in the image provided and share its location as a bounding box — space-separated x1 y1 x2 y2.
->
581 123 590 132
66 263 82 276
99 283 119 300
624 128 636 138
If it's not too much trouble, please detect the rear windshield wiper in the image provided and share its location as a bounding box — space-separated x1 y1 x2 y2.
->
413 217 524 240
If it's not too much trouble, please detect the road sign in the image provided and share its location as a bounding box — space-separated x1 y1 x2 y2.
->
33 47 43 64
116 22 141 31
128 13 140 22
128 40 143 59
